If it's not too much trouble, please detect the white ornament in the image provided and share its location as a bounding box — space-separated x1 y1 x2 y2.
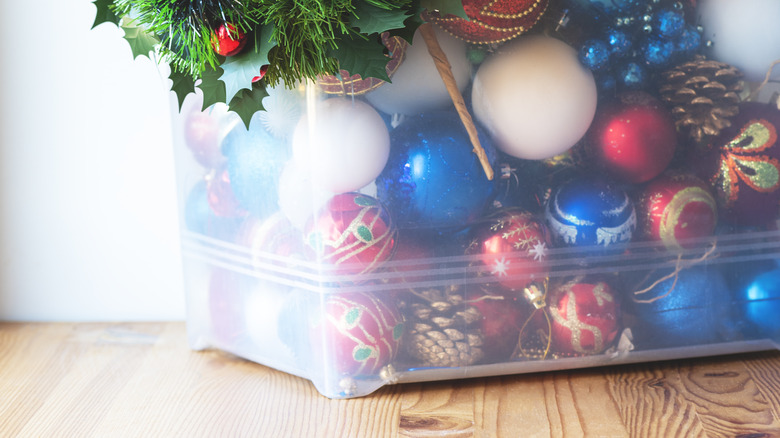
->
364 26 471 115
472 35 597 160
277 160 335 230
244 283 297 366
292 97 390 194
699 0 780 82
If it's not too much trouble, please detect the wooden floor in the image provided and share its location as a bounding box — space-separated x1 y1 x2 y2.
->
1 322 780 437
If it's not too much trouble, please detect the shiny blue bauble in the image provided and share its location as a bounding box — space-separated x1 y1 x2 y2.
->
734 267 780 339
376 111 497 231
629 267 733 349
222 123 289 218
545 177 636 252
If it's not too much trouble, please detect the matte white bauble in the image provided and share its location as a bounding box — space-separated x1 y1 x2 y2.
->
698 0 780 81
364 26 471 115
292 97 390 194
277 160 335 230
244 282 297 365
471 35 597 160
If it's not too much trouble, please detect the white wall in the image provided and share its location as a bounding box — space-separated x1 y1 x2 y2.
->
0 0 186 320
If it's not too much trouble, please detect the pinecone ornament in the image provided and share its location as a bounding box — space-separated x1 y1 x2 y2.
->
659 56 743 144
401 285 485 367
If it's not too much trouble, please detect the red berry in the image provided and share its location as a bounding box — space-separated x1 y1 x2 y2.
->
211 23 248 57
251 65 269 83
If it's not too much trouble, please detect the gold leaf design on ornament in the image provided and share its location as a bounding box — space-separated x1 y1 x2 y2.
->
731 155 780 193
716 119 780 206
725 120 776 154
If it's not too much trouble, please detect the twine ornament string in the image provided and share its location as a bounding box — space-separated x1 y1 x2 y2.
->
747 59 780 102
418 22 495 181
632 242 718 304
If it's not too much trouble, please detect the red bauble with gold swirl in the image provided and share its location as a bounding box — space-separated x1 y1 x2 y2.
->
548 277 620 356
639 172 718 251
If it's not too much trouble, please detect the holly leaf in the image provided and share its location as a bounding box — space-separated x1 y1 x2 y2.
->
198 65 227 111
169 68 196 111
328 33 391 82
120 17 160 59
349 3 411 34
220 42 272 103
390 6 425 43
254 23 276 58
91 0 121 29
421 0 467 19
228 83 269 129
389 1 425 44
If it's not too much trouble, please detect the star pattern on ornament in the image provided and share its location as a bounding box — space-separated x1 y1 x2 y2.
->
528 241 548 261
491 257 510 277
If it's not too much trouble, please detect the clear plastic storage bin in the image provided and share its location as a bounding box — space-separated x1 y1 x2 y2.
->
170 0 780 398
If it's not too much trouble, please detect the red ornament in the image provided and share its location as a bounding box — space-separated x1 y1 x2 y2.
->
207 167 248 218
383 230 436 289
304 193 397 277
251 65 269 83
318 34 408 95
548 278 620 355
237 212 306 269
467 209 550 291
466 289 529 362
589 93 677 184
698 102 780 226
183 108 224 168
639 172 718 250
208 268 244 344
312 292 404 376
210 23 248 57
423 0 549 44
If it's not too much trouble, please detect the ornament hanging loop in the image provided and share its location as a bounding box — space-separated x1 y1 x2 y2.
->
524 282 547 309
632 242 718 304
419 22 495 181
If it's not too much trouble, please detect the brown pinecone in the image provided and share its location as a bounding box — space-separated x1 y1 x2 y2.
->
401 285 485 367
659 55 743 144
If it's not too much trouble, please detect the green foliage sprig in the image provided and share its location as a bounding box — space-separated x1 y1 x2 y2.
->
90 0 466 127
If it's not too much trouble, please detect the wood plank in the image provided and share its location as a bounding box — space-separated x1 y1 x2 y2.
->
2 323 780 437
605 362 707 438
672 354 780 437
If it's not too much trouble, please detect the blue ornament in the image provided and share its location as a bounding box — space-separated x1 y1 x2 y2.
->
618 62 646 89
376 111 497 231
606 29 631 57
655 9 685 39
629 267 733 349
545 177 636 251
222 123 289 218
734 267 780 338
643 38 675 67
579 39 610 71
184 180 242 240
